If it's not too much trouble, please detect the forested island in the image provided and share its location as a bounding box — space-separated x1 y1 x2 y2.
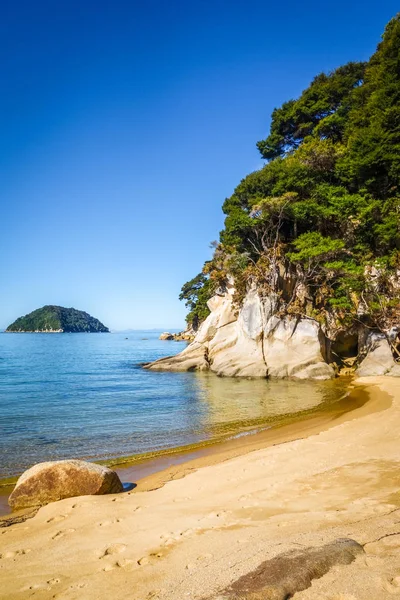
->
6 306 109 333
148 15 400 378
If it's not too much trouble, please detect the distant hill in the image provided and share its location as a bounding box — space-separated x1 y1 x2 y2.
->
6 306 109 333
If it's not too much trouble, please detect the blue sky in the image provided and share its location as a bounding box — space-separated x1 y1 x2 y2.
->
1 1 398 330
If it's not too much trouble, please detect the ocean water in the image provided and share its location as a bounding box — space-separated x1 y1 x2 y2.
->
0 331 348 479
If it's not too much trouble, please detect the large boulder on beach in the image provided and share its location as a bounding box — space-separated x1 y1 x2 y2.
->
8 460 124 511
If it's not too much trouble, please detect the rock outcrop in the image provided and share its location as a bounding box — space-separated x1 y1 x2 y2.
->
171 329 195 341
357 330 400 377
146 285 335 379
147 283 399 379
159 332 174 340
159 330 195 342
8 460 123 511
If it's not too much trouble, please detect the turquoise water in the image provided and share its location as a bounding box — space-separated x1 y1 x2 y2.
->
0 331 347 478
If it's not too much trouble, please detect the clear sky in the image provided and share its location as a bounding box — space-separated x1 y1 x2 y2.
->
1 1 398 330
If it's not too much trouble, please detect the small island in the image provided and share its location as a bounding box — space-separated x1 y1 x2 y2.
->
6 305 109 333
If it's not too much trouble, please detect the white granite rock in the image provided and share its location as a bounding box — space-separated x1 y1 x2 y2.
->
146 288 335 379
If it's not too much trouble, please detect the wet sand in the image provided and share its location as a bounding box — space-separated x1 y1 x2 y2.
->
0 378 366 517
0 377 399 600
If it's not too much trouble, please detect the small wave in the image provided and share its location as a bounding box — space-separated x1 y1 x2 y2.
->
227 426 271 441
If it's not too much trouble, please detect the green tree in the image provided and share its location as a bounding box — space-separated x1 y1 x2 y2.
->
338 16 400 197
180 15 400 342
179 273 216 329
256 62 365 160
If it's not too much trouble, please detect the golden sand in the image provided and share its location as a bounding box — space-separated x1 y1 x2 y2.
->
1 377 399 599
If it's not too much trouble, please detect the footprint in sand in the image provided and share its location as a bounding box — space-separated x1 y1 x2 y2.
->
102 563 116 572
239 494 250 501
21 583 50 592
390 576 400 588
365 534 400 557
199 511 226 523
117 558 135 569
197 553 213 561
173 531 183 540
47 515 67 523
182 528 197 538
52 529 75 540
100 543 127 558
100 557 135 571
98 519 121 527
382 576 400 594
363 555 383 568
71 502 92 509
1 549 31 559
160 528 197 547
111 495 129 503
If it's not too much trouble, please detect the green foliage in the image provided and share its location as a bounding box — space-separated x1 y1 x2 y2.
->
286 233 345 262
338 16 400 196
181 15 400 331
6 306 109 333
256 62 365 159
179 273 216 329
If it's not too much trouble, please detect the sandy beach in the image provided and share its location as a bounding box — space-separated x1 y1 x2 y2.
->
1 376 400 599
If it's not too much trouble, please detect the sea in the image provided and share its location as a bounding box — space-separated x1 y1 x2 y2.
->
0 331 349 480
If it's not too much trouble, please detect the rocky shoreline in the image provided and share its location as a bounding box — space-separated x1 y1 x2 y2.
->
146 283 400 379
158 330 195 342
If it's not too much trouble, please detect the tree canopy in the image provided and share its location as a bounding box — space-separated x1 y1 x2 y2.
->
180 15 400 338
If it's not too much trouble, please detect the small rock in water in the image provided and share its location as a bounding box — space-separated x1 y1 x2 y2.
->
159 332 174 340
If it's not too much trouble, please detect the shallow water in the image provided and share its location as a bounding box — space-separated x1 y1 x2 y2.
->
0 331 347 479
